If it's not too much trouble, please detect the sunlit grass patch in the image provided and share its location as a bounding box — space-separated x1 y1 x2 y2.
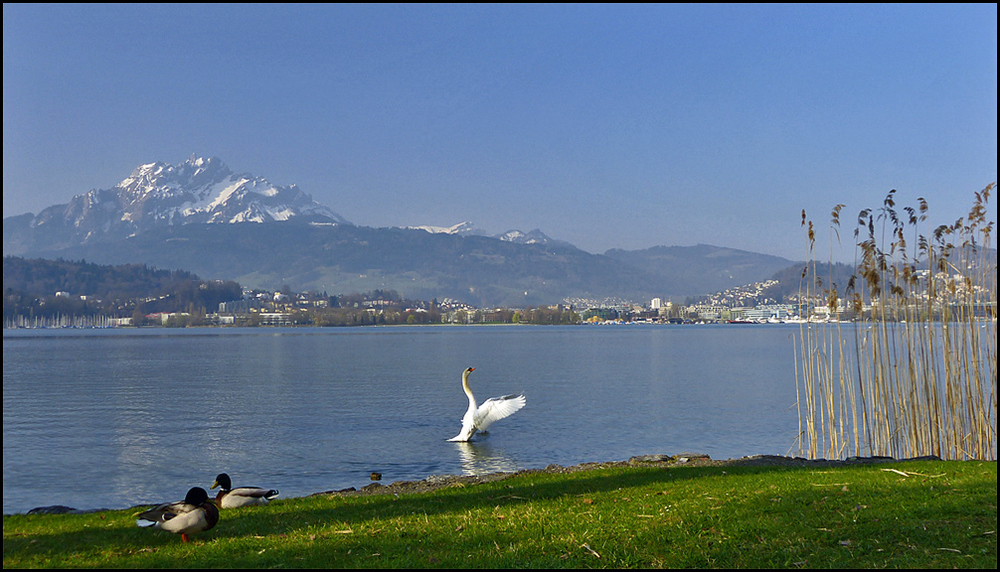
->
6 458 992 568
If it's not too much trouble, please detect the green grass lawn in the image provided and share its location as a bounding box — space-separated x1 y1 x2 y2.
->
3 459 995 568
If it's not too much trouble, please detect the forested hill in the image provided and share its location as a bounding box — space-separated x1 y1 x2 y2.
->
4 256 198 298
3 256 242 318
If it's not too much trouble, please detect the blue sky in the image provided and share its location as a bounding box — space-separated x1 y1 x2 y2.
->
3 4 996 261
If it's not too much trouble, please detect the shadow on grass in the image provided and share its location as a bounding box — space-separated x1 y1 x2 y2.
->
5 460 995 568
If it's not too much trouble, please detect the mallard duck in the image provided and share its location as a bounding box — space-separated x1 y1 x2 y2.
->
447 367 526 442
211 473 279 508
135 487 219 542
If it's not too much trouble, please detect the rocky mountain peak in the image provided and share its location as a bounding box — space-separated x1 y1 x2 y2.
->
17 155 350 245
116 156 232 203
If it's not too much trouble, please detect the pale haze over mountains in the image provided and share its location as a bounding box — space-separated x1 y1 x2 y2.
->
3 155 560 248
3 156 798 307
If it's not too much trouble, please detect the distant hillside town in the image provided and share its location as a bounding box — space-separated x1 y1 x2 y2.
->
0 282 795 329
5 253 995 329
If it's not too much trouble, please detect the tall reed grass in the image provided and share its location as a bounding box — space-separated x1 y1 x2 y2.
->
795 184 996 460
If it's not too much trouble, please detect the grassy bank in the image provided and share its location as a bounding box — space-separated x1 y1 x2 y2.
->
3 458 995 568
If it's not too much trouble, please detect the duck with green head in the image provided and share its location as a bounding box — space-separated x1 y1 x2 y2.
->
211 473 280 508
135 487 219 543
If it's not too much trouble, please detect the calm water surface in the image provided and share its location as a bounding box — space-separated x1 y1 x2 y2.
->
3 324 802 514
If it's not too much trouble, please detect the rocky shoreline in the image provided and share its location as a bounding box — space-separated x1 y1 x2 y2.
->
24 453 943 515
309 452 944 499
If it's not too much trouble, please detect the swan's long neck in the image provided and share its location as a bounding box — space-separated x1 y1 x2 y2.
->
462 371 477 407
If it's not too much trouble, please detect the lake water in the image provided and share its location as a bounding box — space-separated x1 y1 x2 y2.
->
3 324 804 515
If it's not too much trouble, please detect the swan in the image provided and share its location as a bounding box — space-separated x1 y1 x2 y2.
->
448 367 525 442
135 487 219 543
210 473 280 508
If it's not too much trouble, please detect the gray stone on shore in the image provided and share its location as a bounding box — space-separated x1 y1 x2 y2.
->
26 505 110 515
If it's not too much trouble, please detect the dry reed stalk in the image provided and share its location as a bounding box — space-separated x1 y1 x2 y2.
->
796 185 996 460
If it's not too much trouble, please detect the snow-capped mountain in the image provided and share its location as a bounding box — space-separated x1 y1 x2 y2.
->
407 222 564 246
2 154 802 307
24 155 349 244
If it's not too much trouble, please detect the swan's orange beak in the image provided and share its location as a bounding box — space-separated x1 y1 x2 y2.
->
469 367 475 371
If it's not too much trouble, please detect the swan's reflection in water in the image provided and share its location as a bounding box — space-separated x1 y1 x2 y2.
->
452 439 521 476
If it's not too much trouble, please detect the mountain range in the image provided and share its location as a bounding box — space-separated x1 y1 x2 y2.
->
3 156 799 307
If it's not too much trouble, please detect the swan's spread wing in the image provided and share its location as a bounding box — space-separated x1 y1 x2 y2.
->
474 393 526 431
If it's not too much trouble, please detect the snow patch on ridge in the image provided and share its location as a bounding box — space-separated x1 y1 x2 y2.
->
408 221 476 235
